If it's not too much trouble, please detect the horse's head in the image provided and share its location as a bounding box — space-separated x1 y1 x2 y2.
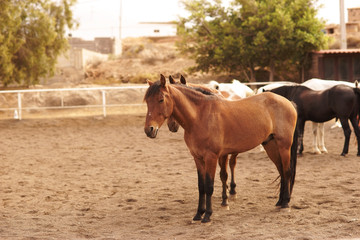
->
144 74 174 138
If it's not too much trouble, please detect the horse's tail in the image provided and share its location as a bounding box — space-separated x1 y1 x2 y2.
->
290 118 298 195
352 82 360 125
353 82 360 113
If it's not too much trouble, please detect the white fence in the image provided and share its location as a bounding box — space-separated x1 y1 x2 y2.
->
0 86 148 120
0 82 272 120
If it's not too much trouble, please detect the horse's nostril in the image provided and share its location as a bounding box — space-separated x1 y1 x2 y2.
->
149 126 154 132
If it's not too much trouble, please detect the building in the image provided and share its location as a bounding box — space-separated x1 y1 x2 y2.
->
324 7 360 40
309 49 360 82
68 37 116 55
308 7 360 82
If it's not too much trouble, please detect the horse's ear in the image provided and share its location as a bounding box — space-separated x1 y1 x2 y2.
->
147 79 153 86
160 74 166 87
180 75 186 85
169 75 175 84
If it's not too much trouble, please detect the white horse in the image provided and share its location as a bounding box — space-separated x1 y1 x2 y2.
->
300 78 356 154
208 80 255 100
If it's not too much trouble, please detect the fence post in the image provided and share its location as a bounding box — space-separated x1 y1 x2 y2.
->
17 92 22 120
102 90 106 117
61 92 64 107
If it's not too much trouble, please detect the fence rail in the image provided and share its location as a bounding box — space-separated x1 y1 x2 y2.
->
0 82 272 120
0 85 148 120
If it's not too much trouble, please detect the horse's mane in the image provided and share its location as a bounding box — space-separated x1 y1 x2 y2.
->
181 85 214 96
172 83 216 102
144 80 215 102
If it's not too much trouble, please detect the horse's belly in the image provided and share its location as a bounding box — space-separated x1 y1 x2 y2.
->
221 129 269 154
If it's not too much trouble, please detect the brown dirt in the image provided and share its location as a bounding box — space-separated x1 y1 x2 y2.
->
0 115 359 239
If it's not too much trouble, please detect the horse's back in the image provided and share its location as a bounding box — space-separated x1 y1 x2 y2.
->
233 92 297 127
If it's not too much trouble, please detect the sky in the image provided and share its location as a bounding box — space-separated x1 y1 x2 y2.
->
68 0 360 40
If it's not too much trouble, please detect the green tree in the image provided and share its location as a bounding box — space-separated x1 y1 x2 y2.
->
0 0 77 86
177 0 328 82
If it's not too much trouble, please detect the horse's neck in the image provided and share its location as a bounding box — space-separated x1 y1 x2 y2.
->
169 86 202 131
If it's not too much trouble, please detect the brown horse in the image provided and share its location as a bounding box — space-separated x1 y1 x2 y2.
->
167 75 239 208
144 74 298 223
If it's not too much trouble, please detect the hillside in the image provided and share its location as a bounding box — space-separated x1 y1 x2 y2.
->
48 37 235 87
64 37 200 86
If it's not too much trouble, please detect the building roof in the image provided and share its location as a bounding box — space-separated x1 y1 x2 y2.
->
314 49 360 54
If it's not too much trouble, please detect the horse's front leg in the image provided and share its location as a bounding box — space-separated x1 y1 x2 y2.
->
311 122 321 154
202 154 218 223
318 123 328 153
340 118 351 156
218 155 229 208
193 168 206 222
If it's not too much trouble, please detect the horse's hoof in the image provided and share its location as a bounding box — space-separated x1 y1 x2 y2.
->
201 217 211 224
229 193 237 200
221 204 230 210
221 198 229 207
312 149 321 154
340 153 347 157
229 189 237 195
192 213 203 221
321 149 328 153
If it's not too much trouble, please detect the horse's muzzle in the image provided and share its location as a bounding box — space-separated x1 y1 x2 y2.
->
167 121 179 133
144 126 158 138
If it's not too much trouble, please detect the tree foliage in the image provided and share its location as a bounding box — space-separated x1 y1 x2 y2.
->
0 0 77 86
177 0 329 82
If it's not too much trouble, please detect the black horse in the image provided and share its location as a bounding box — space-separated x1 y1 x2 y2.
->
270 84 360 156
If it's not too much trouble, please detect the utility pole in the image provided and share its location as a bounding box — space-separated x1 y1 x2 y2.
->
115 0 123 56
119 0 122 41
339 0 347 49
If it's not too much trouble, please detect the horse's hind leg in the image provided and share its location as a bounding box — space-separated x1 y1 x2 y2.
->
298 120 306 155
262 139 290 208
340 118 352 156
229 153 238 196
218 155 229 207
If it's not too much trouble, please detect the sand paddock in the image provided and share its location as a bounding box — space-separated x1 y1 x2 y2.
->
0 114 359 239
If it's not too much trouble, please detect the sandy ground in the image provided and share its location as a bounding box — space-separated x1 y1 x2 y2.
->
0 114 359 239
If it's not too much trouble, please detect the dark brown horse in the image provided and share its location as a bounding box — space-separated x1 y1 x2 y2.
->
270 84 360 156
167 75 239 208
144 74 298 223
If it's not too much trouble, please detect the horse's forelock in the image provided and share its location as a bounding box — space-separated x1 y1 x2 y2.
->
144 81 162 100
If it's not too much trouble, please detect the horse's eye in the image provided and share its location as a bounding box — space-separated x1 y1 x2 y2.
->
159 99 164 103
